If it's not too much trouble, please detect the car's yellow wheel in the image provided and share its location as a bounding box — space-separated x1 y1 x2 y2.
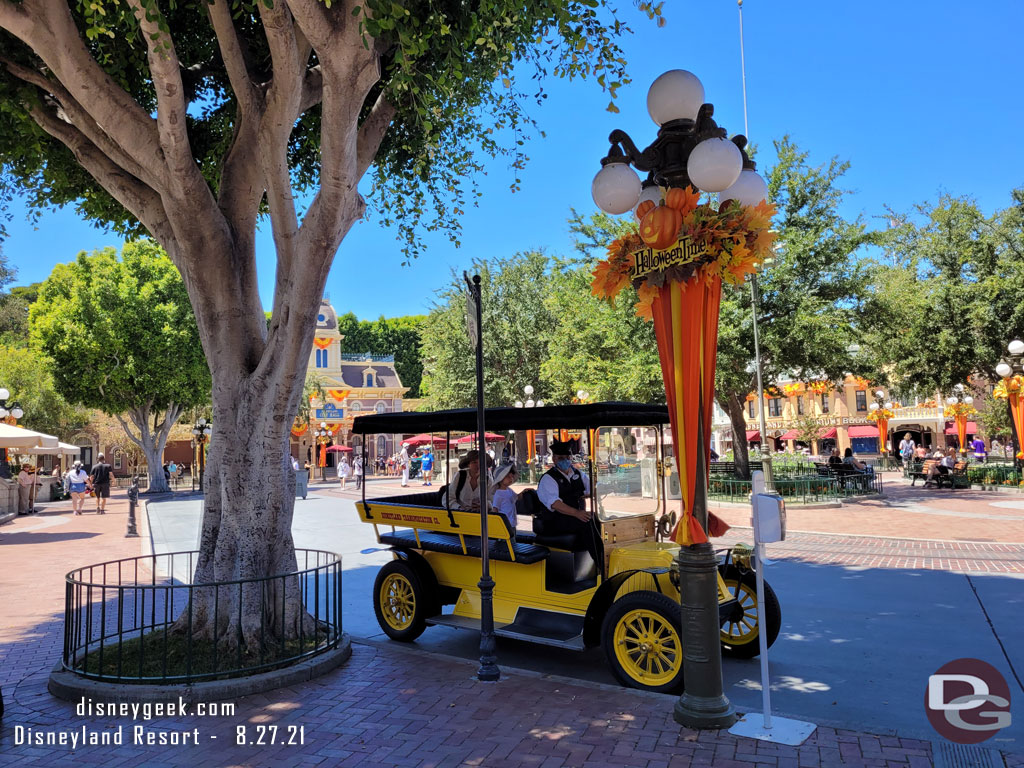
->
602 591 684 693
720 566 781 658
373 560 428 641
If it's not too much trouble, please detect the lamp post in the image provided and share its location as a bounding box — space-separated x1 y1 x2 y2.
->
315 423 333 481
995 339 1024 469
591 69 757 729
514 385 544 476
944 385 975 454
867 390 895 461
191 418 212 492
0 387 25 479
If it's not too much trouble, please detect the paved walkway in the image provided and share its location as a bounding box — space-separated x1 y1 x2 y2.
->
0 487 1019 767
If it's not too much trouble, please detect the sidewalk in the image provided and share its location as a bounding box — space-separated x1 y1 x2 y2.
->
0 488 1014 767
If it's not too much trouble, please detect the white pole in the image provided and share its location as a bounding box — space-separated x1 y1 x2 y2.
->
738 0 750 138
755 539 772 727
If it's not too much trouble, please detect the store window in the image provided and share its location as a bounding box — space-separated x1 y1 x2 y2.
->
315 348 328 368
748 399 755 417
821 393 830 414
350 402 362 412
796 396 804 415
855 390 867 412
768 398 782 417
365 372 374 387
375 402 387 414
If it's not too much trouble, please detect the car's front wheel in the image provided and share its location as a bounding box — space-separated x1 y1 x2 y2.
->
373 560 428 642
719 566 781 658
601 591 684 693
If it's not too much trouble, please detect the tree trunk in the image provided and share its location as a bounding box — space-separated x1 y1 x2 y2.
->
143 439 171 493
725 393 752 480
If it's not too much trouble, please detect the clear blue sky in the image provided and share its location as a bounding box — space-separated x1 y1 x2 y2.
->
4 0 1022 319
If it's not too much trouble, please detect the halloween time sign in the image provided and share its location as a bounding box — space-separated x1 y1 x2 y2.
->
629 236 711 280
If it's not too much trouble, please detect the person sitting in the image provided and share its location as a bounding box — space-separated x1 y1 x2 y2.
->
444 449 493 510
536 440 600 563
842 447 872 474
915 444 929 460
489 463 520 535
925 447 957 487
827 449 843 468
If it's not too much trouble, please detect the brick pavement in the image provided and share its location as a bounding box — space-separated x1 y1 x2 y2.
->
1 486 1019 767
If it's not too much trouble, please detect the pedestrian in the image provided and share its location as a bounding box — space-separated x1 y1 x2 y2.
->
971 435 987 463
338 454 351 490
291 455 300 471
67 460 89 515
420 448 434 486
167 459 178 486
16 465 34 515
353 454 363 490
399 442 411 487
89 453 114 514
898 433 915 468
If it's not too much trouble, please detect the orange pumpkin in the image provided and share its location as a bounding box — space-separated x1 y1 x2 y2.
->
639 204 682 250
634 199 656 221
664 187 686 210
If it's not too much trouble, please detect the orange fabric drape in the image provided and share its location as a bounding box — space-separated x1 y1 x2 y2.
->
291 424 308 437
955 414 968 453
651 275 722 547
877 417 888 454
327 389 349 403
318 443 327 467
1010 393 1024 459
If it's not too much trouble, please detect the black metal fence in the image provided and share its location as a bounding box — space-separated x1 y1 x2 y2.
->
708 472 883 504
62 549 343 684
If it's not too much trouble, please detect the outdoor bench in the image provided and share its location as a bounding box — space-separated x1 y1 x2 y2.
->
709 461 736 474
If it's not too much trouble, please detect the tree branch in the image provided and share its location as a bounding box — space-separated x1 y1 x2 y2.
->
206 0 258 116
356 90 394 179
115 414 147 451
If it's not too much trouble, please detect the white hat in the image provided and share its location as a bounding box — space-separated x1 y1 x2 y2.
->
490 463 516 488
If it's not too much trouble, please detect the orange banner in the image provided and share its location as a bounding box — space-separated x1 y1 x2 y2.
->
318 443 327 467
651 276 719 547
877 417 888 454
1011 393 1024 459
326 389 349 403
955 414 968 454
312 337 332 350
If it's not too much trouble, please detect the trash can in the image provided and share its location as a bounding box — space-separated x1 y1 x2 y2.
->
294 469 309 500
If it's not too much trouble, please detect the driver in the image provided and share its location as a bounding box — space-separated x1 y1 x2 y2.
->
536 440 600 563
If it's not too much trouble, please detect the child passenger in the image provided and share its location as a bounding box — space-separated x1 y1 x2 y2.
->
490 463 520 534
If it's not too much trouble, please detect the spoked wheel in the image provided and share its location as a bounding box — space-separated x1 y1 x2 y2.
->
602 591 684 693
373 560 428 642
719 565 781 658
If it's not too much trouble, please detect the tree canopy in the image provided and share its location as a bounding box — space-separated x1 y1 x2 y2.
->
336 312 425 397
30 240 211 489
0 344 90 437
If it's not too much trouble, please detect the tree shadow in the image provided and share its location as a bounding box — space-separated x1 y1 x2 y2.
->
0 531 102 545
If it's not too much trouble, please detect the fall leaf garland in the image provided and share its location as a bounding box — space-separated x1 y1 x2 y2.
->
590 187 777 320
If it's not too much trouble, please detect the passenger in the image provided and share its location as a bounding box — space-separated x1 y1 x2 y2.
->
445 449 493 510
489 463 520 534
827 449 843 468
536 440 600 563
842 447 873 474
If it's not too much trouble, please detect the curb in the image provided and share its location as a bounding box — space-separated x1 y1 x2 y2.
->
46 635 352 704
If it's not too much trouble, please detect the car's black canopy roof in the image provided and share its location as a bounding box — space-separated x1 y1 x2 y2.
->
351 401 669 435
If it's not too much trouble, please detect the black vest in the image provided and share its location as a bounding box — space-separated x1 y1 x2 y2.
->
544 466 586 510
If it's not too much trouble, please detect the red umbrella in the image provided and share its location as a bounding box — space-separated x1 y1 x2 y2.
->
405 433 451 446
454 432 506 444
326 445 352 452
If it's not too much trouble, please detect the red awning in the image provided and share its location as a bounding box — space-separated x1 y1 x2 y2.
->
848 425 879 438
404 433 451 446
780 429 800 440
745 430 760 441
819 427 838 439
944 421 978 435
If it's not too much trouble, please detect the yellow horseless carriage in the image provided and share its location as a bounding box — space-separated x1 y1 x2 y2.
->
351 402 781 692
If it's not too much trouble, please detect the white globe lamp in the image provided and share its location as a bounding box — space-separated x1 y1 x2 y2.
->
964 396 974 405
1009 339 1024 355
718 169 768 207
592 163 641 214
875 390 885 399
11 406 23 419
687 138 742 193
996 362 1013 378
635 184 662 216
647 70 705 125
869 402 879 412
0 388 8 400
524 385 534 396
946 396 957 406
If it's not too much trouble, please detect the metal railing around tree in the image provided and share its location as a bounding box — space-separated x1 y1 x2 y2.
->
62 549 342 684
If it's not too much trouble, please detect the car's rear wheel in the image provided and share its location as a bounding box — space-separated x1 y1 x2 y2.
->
374 560 428 642
719 566 781 658
602 591 684 693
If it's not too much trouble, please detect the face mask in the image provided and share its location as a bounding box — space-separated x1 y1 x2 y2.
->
556 459 572 472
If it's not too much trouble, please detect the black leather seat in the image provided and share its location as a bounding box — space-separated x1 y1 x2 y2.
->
379 529 550 565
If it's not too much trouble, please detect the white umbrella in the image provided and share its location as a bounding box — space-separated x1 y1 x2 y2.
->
0 423 59 449
9 441 80 456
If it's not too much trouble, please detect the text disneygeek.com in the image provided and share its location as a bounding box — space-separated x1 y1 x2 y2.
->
11 696 307 750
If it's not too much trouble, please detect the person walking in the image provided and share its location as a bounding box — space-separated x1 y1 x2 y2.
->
399 443 411 487
67 461 89 515
898 433 915 468
89 453 114 514
420 448 434 486
338 455 351 491
353 454 363 490
16 465 34 515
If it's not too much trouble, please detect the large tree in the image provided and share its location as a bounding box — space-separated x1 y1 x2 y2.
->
0 0 650 651
0 344 90 437
715 138 874 478
30 242 211 491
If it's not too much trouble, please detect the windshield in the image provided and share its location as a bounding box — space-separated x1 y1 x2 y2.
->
594 426 660 521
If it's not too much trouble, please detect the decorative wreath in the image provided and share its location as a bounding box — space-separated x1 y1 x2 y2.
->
590 187 776 320
943 402 978 419
807 381 831 395
782 383 805 396
866 408 896 422
993 375 1024 399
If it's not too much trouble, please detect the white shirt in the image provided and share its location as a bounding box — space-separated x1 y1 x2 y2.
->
537 466 591 511
492 487 518 531
447 470 492 510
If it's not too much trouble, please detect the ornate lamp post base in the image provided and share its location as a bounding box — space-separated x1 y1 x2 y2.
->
673 542 737 730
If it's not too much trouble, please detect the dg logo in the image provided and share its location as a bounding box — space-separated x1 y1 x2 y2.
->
925 658 1012 744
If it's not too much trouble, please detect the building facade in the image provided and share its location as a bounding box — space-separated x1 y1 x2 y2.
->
290 300 409 467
